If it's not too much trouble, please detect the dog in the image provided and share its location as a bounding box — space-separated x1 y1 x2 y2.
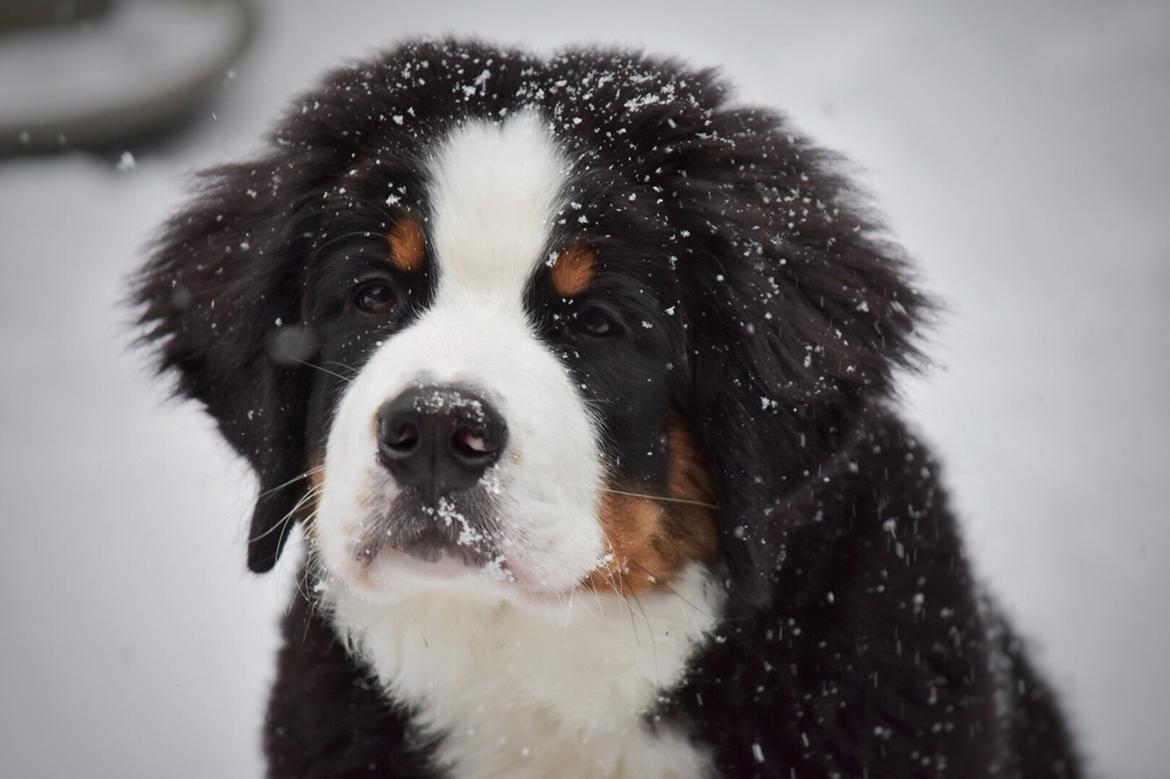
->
134 39 1081 778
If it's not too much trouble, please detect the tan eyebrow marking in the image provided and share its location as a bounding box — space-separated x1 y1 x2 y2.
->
548 242 597 297
387 216 425 273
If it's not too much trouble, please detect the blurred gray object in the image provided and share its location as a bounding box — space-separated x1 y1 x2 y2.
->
0 0 257 154
0 0 114 31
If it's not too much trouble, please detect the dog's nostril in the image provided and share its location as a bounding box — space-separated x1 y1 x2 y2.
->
387 421 419 452
451 426 495 461
378 410 423 464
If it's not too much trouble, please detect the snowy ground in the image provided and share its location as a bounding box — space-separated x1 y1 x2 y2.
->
2 1 1168 776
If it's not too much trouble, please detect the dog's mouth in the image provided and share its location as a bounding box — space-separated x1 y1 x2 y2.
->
351 485 512 582
362 544 514 587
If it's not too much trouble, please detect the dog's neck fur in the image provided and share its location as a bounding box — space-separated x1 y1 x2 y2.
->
325 563 723 779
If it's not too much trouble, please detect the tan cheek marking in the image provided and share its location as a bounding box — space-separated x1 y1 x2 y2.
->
583 421 717 596
585 493 665 595
549 242 596 297
387 216 425 273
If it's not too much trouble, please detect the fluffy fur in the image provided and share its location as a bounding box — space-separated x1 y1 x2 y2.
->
134 39 1081 778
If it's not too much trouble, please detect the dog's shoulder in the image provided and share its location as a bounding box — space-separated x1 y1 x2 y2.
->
661 408 1080 776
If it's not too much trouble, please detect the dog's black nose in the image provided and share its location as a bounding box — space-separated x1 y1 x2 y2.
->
377 386 506 499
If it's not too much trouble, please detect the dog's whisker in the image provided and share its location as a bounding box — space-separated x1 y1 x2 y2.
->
256 465 325 500
273 511 307 586
291 358 354 384
322 360 361 376
630 590 660 679
248 483 323 545
598 487 717 509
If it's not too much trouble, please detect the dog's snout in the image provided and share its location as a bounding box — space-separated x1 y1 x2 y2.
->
377 386 506 499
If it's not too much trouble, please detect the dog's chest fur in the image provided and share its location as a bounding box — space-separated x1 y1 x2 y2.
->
326 564 723 779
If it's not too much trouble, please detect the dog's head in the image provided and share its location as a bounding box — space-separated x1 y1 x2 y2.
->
135 40 924 607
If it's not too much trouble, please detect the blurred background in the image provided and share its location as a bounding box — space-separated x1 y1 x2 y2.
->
1 0 1167 776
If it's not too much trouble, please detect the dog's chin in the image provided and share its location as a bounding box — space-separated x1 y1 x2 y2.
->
352 546 509 597
323 540 588 611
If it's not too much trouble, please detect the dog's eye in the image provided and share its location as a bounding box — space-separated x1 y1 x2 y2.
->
574 306 621 337
355 281 397 314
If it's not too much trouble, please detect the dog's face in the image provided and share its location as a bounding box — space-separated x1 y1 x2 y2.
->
136 41 922 607
310 110 712 600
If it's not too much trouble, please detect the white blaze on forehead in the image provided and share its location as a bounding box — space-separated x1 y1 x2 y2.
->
426 109 568 295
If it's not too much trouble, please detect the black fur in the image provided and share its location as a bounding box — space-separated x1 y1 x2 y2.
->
134 39 1081 777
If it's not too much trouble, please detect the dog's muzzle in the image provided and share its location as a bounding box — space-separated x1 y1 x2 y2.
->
364 385 508 567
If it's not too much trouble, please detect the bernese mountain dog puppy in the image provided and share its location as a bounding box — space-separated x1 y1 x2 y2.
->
134 39 1080 778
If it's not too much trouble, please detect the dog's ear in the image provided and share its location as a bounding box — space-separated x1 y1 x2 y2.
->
134 158 317 573
674 106 929 603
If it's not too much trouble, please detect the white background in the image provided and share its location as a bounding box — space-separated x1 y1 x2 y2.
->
1 1 1167 776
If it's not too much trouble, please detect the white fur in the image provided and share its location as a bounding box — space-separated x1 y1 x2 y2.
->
328 563 722 779
315 110 723 778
